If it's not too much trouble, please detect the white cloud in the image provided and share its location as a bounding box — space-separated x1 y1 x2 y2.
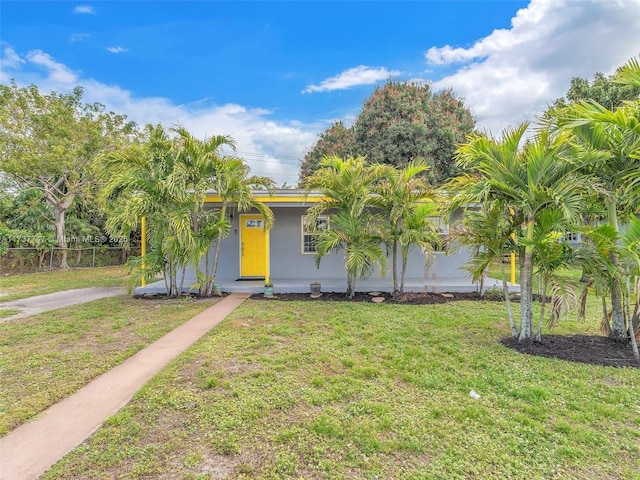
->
73 5 95 14
426 0 640 136
71 33 91 42
303 65 401 93
106 46 128 54
25 50 79 84
1 43 25 69
6 49 316 186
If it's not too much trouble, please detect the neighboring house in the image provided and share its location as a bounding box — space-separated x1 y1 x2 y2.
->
135 190 494 295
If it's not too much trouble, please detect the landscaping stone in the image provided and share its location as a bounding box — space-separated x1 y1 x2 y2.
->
368 291 381 296
371 297 385 303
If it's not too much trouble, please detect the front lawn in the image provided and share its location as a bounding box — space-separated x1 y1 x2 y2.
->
44 298 640 479
0 265 128 302
0 295 218 435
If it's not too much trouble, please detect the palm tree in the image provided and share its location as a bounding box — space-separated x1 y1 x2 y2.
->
102 124 192 296
172 127 236 296
549 66 640 340
448 202 519 337
374 160 436 293
451 124 592 343
204 157 274 296
397 202 440 294
304 155 387 298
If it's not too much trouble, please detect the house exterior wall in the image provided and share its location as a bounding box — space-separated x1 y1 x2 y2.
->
204 205 471 282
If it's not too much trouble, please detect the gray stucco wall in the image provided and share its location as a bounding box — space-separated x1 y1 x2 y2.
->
202 206 471 281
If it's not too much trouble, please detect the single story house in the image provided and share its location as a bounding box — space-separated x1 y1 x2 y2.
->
135 190 510 295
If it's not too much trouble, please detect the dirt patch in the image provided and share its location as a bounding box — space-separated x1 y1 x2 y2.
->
501 335 639 369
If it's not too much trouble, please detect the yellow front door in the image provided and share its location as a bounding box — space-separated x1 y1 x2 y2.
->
240 215 267 278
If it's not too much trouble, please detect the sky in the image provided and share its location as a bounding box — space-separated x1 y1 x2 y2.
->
2 0 640 186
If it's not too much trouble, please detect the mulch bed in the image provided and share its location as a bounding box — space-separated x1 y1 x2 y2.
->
250 291 486 305
253 291 639 369
501 335 639 369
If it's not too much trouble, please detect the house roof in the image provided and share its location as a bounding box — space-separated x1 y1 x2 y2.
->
204 189 325 207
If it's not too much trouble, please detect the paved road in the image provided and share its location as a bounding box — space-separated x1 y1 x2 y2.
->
0 286 124 321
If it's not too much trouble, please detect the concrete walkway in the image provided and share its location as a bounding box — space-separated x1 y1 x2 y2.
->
0 287 124 322
0 293 251 480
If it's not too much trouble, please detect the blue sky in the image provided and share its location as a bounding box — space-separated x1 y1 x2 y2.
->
2 0 640 185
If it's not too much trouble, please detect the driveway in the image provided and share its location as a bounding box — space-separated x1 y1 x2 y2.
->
0 286 124 322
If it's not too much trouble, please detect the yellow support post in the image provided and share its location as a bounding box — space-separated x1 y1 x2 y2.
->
141 216 147 287
510 252 516 285
264 225 270 285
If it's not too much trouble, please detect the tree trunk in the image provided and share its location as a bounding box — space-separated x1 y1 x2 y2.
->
606 201 626 340
535 278 547 342
347 275 356 299
206 203 227 296
503 280 518 338
609 275 626 340
500 262 517 337
518 222 535 344
392 240 398 293
53 207 70 269
400 252 408 294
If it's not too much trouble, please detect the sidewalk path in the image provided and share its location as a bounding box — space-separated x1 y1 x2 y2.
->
0 287 124 322
0 293 251 480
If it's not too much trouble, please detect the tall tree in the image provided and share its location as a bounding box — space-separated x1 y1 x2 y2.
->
549 57 640 341
102 124 191 296
0 82 136 268
353 82 475 185
300 82 475 186
298 121 356 183
172 127 238 296
304 155 387 298
374 160 438 293
449 124 592 343
203 156 274 296
551 70 640 111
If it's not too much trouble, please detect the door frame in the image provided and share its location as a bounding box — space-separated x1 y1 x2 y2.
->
239 214 270 280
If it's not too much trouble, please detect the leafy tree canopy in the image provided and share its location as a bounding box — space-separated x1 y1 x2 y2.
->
550 69 640 111
299 81 475 186
0 81 137 267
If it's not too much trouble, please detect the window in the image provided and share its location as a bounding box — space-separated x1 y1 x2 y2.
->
245 219 264 228
563 232 581 243
302 215 329 254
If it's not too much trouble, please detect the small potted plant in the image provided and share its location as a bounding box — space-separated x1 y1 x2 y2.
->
264 281 274 298
310 281 321 296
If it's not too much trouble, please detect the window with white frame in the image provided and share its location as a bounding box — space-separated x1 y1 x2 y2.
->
302 215 329 254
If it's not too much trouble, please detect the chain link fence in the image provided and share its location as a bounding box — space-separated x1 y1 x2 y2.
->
1 246 142 275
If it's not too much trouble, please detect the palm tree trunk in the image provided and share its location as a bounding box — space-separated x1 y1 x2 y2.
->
607 201 626 340
206 203 227 296
518 221 535 344
400 253 408 294
392 240 398 293
503 280 518 338
500 262 517 337
601 297 612 336
347 274 356 298
536 278 547 342
179 262 186 294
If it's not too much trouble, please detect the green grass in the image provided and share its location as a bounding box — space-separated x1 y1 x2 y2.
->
0 266 128 302
0 308 19 318
43 298 640 479
0 295 219 434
